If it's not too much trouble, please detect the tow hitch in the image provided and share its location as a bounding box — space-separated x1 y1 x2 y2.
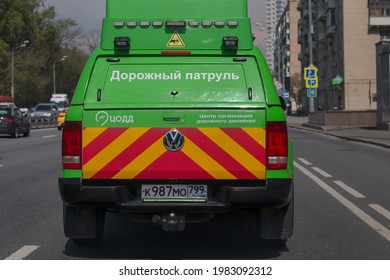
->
152 213 185 232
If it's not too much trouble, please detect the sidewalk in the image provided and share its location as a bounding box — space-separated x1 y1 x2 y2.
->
286 115 390 149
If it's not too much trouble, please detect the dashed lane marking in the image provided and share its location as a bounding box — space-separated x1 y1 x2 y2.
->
5 245 40 260
42 135 57 139
311 167 332 178
369 204 390 221
297 158 312 166
334 180 366 199
295 161 390 243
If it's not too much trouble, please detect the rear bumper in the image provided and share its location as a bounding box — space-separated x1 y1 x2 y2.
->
0 123 15 134
59 178 293 212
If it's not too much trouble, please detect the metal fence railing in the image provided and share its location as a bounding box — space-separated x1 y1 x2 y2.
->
29 117 58 129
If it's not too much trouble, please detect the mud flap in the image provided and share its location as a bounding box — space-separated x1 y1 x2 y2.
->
257 188 294 240
63 204 106 242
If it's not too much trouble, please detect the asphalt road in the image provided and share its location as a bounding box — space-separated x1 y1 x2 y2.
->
0 127 389 260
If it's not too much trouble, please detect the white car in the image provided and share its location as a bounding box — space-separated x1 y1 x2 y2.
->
0 103 16 108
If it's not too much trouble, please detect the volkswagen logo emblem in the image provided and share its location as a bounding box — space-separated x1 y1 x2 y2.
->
163 130 185 152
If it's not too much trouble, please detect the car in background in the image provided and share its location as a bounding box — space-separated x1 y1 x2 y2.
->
0 107 31 138
0 102 16 108
30 103 59 119
54 101 69 112
57 109 67 130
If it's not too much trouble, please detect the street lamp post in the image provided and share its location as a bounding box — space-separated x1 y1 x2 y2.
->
308 0 315 113
11 40 29 101
53 56 68 94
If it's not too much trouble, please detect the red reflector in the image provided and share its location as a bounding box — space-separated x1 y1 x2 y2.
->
62 121 82 169
161 51 191 55
2 118 14 123
266 121 288 170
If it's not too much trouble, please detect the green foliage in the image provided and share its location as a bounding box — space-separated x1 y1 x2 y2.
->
0 0 88 107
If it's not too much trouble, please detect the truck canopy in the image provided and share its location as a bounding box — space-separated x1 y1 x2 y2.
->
101 0 253 51
83 56 266 110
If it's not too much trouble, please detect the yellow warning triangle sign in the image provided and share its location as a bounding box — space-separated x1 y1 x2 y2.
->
167 32 185 47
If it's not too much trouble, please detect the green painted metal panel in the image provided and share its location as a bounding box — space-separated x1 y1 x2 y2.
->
101 0 253 50
101 19 253 50
106 0 248 18
82 109 266 128
83 56 266 109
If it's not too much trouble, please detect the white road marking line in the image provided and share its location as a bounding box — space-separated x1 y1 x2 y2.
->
311 167 333 178
5 245 40 260
295 161 390 243
297 158 312 166
42 135 57 139
333 181 366 199
369 204 390 221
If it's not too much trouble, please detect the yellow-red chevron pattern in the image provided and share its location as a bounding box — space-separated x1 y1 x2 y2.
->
82 127 266 180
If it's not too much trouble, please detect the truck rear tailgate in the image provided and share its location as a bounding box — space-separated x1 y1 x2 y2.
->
82 110 266 180
81 56 267 180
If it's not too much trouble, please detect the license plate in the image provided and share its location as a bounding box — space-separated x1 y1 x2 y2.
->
141 185 207 201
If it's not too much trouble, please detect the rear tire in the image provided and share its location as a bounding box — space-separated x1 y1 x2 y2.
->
11 126 19 138
23 126 30 137
63 204 106 245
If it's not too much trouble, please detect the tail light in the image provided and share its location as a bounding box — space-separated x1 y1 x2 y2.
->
62 121 82 169
266 121 288 170
2 118 14 123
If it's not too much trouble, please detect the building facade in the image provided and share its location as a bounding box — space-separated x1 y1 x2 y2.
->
274 1 301 109
297 0 380 112
264 0 288 72
369 0 390 129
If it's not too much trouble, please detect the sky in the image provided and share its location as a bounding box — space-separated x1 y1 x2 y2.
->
45 0 266 52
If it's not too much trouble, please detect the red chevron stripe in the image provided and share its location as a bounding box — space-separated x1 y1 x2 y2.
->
135 151 214 179
90 128 168 179
84 128 266 180
220 128 266 163
82 128 127 165
181 128 258 179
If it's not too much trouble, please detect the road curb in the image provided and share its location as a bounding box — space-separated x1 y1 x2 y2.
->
288 124 390 149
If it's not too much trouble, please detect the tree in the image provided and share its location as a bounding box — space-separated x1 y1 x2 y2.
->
0 0 88 107
83 29 101 54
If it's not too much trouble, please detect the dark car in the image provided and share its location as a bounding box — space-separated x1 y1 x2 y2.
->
0 107 31 138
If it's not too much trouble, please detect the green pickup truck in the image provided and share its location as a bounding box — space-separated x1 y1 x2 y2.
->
59 0 294 244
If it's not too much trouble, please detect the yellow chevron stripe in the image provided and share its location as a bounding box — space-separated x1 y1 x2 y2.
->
113 137 166 179
83 127 108 148
83 128 150 179
182 138 236 179
242 128 266 147
199 128 266 178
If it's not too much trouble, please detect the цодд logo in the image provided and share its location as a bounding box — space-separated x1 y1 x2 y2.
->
163 130 185 152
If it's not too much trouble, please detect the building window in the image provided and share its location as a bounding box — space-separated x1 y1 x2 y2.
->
327 9 336 26
370 0 390 17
